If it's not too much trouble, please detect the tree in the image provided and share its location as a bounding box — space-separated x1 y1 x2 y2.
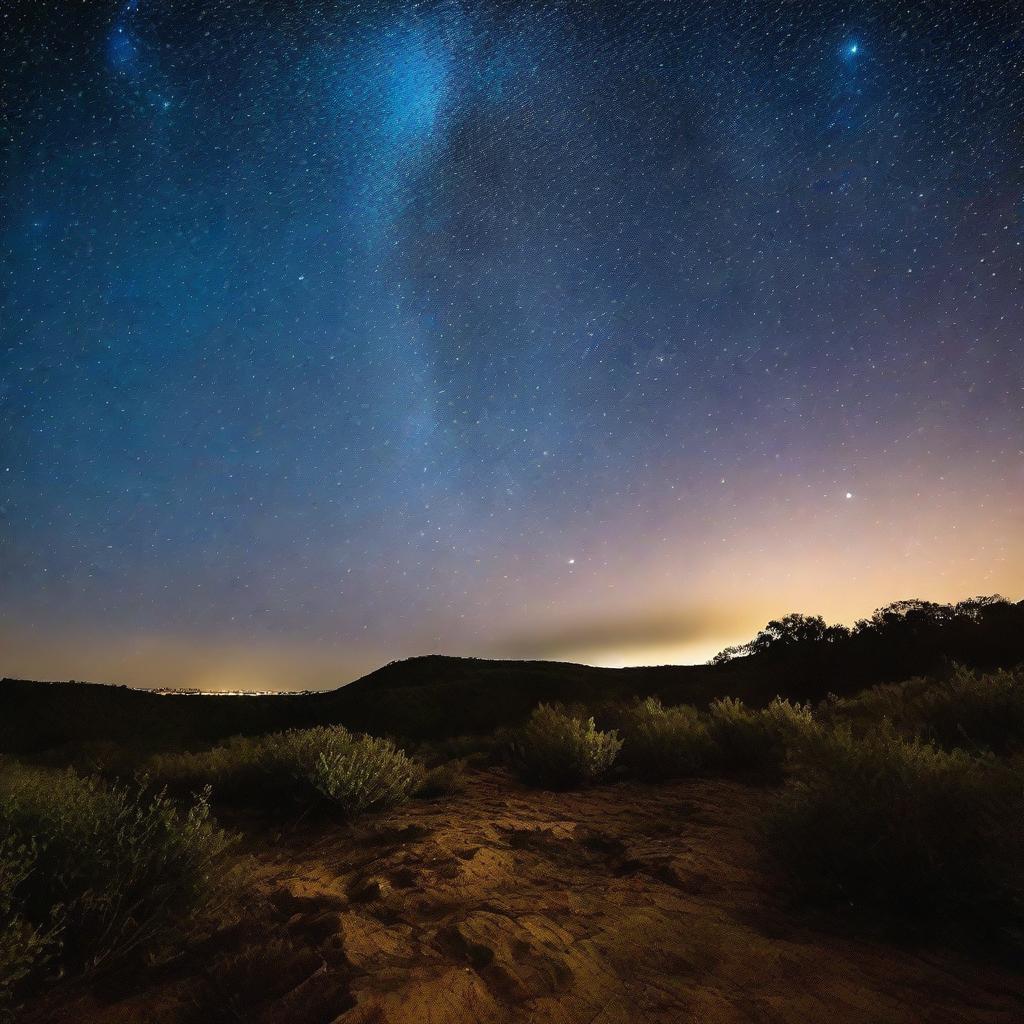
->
747 613 840 655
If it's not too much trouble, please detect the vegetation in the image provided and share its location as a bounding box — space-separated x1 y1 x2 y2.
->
713 596 1022 667
706 696 815 776
0 762 234 1005
822 664 1024 755
618 697 714 779
149 725 423 816
770 721 1024 923
510 704 622 789
709 596 1024 704
607 680 1024 931
0 835 56 1013
414 758 468 799
306 734 423 815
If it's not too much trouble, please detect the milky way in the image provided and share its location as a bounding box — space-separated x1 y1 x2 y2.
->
2 1 1022 689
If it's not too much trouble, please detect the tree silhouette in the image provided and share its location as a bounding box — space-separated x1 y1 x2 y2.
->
711 595 1024 700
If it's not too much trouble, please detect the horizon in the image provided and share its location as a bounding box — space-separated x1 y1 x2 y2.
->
4 589 1020 694
3 1 1023 693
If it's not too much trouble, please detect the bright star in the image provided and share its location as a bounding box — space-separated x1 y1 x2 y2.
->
845 492 853 500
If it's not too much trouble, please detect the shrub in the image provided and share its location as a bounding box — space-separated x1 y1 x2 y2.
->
769 722 1024 922
308 736 423 815
824 665 1024 755
510 704 622 789
619 698 714 779
707 696 815 776
0 763 235 987
149 726 423 816
148 736 266 799
414 758 468 799
413 734 499 768
0 835 57 1013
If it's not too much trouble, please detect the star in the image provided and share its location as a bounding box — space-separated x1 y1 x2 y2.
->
1 0 1019 691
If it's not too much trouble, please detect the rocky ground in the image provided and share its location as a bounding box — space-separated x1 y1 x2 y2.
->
27 768 1024 1024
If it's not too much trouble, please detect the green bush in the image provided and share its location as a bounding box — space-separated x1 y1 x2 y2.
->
0 835 57 1013
770 722 1024 921
413 733 499 768
149 725 423 816
824 666 1024 755
308 736 423 815
707 696 815 776
510 704 622 789
148 736 266 798
619 698 714 779
414 758 468 800
0 763 234 988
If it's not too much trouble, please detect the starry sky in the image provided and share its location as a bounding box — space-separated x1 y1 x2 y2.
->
2 0 1022 691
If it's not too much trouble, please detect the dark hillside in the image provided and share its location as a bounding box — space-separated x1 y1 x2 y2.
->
305 657 723 739
0 660 720 758
0 679 304 758
3 596 1022 758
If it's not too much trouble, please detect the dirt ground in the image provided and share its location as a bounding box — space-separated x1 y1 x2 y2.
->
27 768 1024 1023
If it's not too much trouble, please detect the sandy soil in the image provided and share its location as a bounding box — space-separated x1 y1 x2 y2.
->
27 768 1024 1023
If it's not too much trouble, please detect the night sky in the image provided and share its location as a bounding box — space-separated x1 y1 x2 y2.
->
2 1 1022 691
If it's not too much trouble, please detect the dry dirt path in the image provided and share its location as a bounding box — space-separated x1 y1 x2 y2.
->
30 769 1024 1023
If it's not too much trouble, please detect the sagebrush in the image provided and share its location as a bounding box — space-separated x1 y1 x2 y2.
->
510 704 622 789
149 725 423 815
309 735 424 814
0 835 56 1013
619 698 714 779
0 763 234 998
769 721 1024 921
822 665 1024 755
707 696 816 775
414 758 468 799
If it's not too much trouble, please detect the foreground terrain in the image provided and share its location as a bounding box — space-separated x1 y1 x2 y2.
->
27 768 1024 1024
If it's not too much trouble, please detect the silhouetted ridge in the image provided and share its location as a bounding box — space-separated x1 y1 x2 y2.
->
3 595 1022 757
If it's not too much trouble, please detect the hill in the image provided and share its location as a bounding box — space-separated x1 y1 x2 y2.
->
3 594 1023 759
0 658 718 759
